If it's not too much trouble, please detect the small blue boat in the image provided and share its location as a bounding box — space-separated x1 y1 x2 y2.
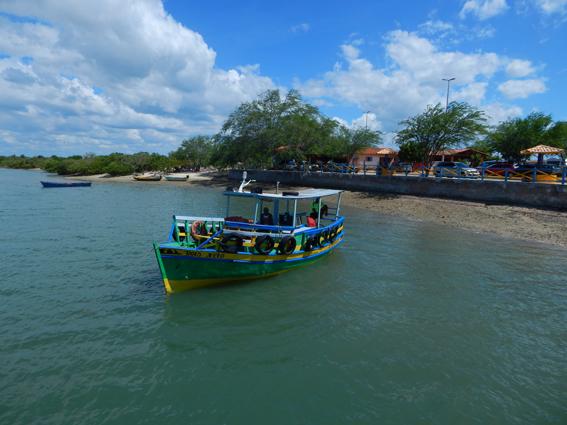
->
41 181 92 188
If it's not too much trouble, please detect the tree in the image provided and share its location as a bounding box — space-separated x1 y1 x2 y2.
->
486 112 563 163
171 136 214 170
211 89 378 168
395 102 487 170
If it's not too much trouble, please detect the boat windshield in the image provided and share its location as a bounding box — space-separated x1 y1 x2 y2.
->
223 189 343 229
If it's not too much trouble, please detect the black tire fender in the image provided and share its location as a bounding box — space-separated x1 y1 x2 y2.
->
219 233 243 253
303 236 317 252
278 236 297 255
255 235 275 255
328 227 338 242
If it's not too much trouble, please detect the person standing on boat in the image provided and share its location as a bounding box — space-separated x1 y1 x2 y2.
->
260 207 274 225
307 210 318 227
311 198 328 217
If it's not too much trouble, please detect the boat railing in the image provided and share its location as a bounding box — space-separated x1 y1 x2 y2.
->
172 215 344 250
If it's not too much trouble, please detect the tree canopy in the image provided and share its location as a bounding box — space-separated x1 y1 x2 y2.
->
211 89 381 168
487 113 567 162
170 136 214 171
396 102 487 167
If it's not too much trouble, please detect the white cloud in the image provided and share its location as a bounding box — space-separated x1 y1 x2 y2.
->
506 59 535 77
419 19 455 35
482 102 523 124
332 113 382 132
534 0 567 14
290 23 310 33
460 0 509 20
0 0 275 154
352 113 382 131
296 30 544 133
498 79 546 98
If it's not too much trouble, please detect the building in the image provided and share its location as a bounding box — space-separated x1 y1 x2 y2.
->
351 147 398 170
432 148 487 164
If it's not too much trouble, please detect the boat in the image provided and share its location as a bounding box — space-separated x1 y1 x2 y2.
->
164 174 189 182
133 173 162 181
153 175 344 293
41 181 92 188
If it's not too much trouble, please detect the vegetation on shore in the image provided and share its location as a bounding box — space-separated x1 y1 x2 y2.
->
1 90 566 176
396 106 567 165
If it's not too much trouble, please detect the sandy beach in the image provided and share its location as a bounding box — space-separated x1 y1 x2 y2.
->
65 172 567 247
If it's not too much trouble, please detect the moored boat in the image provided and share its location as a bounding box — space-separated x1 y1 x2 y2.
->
133 173 162 181
164 174 189 182
153 183 344 294
41 181 92 188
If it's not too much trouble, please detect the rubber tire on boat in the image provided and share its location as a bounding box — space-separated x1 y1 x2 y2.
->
219 234 244 254
277 236 297 255
255 235 275 255
328 227 338 242
319 230 329 246
303 236 317 252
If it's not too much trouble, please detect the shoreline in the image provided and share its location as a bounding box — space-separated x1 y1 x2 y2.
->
61 171 567 247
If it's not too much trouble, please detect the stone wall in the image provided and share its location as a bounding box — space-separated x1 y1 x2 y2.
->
228 170 567 210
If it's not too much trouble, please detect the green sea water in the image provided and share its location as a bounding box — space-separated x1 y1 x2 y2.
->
1 168 566 425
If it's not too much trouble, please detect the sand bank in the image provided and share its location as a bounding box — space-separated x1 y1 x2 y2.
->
341 191 567 248
65 171 219 183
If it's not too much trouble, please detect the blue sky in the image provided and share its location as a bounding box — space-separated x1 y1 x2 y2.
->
0 0 566 155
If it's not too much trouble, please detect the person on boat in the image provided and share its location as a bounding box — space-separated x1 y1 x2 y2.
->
307 210 318 227
279 211 293 226
311 198 329 217
260 207 274 225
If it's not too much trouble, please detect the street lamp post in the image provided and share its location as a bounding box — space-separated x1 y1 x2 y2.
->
442 77 455 111
365 111 371 130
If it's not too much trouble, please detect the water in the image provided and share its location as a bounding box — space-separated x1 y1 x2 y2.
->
1 168 566 425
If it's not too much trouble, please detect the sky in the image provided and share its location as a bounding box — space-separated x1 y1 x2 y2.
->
0 0 566 155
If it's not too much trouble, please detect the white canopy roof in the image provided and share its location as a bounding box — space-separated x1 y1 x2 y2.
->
225 188 342 200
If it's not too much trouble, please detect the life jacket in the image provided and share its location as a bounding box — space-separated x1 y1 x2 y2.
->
307 216 316 227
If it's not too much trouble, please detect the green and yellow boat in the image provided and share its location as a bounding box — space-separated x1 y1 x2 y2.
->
153 185 344 293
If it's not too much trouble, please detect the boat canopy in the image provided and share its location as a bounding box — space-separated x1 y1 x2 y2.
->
224 188 343 200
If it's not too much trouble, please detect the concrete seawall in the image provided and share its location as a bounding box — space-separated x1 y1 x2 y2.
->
228 170 567 210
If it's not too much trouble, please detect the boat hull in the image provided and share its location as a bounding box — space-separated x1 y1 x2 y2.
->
133 175 162 181
155 233 343 293
41 181 91 188
164 175 188 181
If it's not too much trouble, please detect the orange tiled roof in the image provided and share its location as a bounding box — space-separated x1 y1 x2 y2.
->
356 147 397 156
520 144 565 155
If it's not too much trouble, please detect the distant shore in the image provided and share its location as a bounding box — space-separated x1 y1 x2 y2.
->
61 171 567 248
65 171 222 184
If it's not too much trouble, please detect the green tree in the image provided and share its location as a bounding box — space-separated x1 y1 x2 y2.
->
170 136 214 170
395 102 487 170
212 89 379 168
486 112 564 162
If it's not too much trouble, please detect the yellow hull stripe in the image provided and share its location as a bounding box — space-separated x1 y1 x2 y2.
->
166 270 289 293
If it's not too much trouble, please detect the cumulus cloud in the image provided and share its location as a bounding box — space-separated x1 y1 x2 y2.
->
295 30 544 131
498 79 546 99
534 0 567 14
460 0 509 20
290 23 310 33
0 0 275 154
506 59 535 77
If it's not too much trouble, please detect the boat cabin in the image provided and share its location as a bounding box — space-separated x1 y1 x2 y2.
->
168 188 343 249
223 188 342 230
